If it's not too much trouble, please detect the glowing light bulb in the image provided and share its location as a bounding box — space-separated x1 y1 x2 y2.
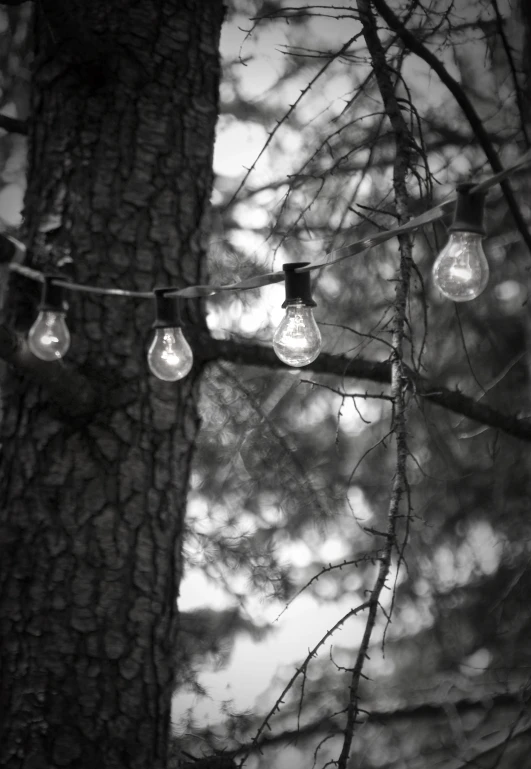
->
273 301 322 367
433 182 489 302
433 232 489 302
28 310 71 361
273 262 322 367
148 289 194 381
28 275 70 361
147 327 193 381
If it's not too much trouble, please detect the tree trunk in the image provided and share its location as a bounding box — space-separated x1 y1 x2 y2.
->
0 2 224 767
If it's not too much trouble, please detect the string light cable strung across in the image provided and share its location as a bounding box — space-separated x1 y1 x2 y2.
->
3 147 531 379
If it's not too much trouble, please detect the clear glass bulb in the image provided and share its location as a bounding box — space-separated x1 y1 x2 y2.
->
28 311 71 361
147 327 193 381
273 301 322 367
432 232 489 302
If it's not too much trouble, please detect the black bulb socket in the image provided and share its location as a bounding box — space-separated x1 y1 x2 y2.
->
152 288 183 329
281 262 316 309
39 275 68 313
449 183 486 236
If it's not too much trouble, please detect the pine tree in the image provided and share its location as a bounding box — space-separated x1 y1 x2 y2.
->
0 3 224 767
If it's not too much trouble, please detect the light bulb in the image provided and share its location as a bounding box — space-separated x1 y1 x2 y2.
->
28 310 71 361
147 327 193 381
273 301 322 367
432 232 489 302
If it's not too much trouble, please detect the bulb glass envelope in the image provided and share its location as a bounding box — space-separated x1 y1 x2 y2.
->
28 275 71 361
273 263 322 367
432 183 489 302
147 289 193 381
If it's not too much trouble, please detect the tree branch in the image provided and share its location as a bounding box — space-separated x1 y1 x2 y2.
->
235 601 370 767
0 324 96 418
371 0 531 257
229 690 527 754
225 30 363 208
0 234 18 263
0 114 28 135
335 3 414 765
1 327 527 441
490 0 530 147
197 337 531 443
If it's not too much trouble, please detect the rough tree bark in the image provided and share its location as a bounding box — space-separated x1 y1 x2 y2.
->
518 0 531 391
0 2 224 768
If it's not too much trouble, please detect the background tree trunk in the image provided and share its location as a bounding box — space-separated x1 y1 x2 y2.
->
0 2 224 767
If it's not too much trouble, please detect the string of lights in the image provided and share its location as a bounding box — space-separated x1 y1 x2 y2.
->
4 148 531 380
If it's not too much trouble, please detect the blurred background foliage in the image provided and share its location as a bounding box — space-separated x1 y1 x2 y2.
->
0 4 30 231
2 1 531 768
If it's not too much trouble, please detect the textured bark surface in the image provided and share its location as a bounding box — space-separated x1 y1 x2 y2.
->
520 0 531 100
0 2 224 767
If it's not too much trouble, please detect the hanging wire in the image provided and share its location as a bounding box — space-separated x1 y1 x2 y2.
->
6 147 531 299
6 264 153 298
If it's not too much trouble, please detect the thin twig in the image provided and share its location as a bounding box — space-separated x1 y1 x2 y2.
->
235 601 370 767
371 0 531 256
273 554 382 623
226 32 364 209
5 147 531 300
199 336 531 443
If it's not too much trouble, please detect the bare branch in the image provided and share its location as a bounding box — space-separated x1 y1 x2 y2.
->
235 601 370 767
371 0 531 257
0 115 29 135
225 31 363 208
490 0 530 147
274 553 382 623
0 234 18 263
198 336 531 443
229 690 527 754
335 3 414 764
458 726 531 769
300 380 394 401
251 5 360 23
